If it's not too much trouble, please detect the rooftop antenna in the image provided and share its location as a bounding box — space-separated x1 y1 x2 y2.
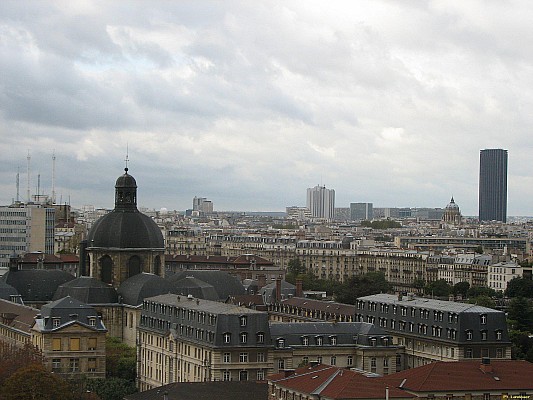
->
16 167 20 203
37 173 40 201
26 150 31 203
52 150 56 204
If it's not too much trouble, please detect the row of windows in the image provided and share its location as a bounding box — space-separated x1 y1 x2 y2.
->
223 332 265 344
52 337 98 351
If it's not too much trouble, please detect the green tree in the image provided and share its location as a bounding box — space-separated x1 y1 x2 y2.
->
424 279 452 297
106 337 136 381
453 281 470 298
505 277 533 298
286 258 306 284
335 272 392 304
507 297 533 332
468 295 496 308
467 286 496 299
1 363 73 400
86 377 137 400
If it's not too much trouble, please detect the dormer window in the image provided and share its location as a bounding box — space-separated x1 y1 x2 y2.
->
257 332 265 344
481 330 488 341
466 330 473 341
223 333 231 344
302 336 309 346
370 337 377 347
240 332 248 344
480 314 487 325
315 336 323 346
88 317 96 327
277 338 285 348
52 318 61 328
495 330 502 341
240 316 247 327
329 336 337 346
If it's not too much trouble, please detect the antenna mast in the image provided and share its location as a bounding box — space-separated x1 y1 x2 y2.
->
16 167 20 203
26 150 31 203
52 150 56 204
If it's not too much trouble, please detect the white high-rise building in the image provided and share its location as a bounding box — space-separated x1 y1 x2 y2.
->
192 196 213 214
306 185 335 220
0 204 55 269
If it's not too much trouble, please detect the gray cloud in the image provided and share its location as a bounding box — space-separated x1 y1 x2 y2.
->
0 1 532 215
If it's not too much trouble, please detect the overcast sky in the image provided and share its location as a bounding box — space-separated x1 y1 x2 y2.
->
1 1 532 215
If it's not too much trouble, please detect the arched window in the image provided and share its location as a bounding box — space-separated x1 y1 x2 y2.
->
154 256 161 276
128 255 142 278
100 255 113 284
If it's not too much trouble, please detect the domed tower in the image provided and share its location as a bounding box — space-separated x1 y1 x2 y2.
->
442 197 462 225
86 168 164 288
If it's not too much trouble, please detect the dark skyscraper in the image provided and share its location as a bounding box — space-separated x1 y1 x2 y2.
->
479 149 508 222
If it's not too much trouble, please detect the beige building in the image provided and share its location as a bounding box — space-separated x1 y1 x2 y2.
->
31 296 107 378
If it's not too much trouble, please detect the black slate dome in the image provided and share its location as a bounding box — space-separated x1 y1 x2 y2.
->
118 273 175 306
86 168 164 249
1 270 75 302
0 280 19 300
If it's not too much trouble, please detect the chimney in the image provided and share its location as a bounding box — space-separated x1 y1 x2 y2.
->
276 277 282 302
480 357 493 373
258 274 266 289
296 279 303 297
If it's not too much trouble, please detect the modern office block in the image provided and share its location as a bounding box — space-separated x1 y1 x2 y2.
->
479 149 508 222
350 202 373 220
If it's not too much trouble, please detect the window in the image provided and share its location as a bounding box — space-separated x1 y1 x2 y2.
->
330 336 337 346
240 316 247 327
277 338 285 348
495 330 502 341
481 330 488 341
371 357 377 368
240 332 248 344
88 337 97 350
466 348 473 358
480 314 487 325
69 338 80 351
257 332 265 344
317 356 322 364
257 370 265 381
466 330 473 341
347 355 353 366
223 333 231 344
52 358 61 372
370 337 377 347
223 353 231 363
383 357 389 367
483 394 490 400
239 370 248 381
257 352 265 363
52 338 61 351
316 336 323 346
302 336 309 346
496 348 503 358
302 356 309 365
69 358 79 373
88 317 96 327
278 359 285 370
88 358 97 372
223 370 231 381
239 352 248 363
53 318 61 328
330 356 336 365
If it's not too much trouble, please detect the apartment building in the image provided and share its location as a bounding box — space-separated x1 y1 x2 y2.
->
438 254 493 287
296 240 356 282
356 293 511 368
488 261 523 292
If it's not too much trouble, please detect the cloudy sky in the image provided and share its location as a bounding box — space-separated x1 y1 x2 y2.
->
1 1 533 215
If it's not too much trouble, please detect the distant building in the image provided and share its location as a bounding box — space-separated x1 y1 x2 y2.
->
441 197 462 225
285 206 311 221
350 203 373 221
193 196 214 214
488 261 523 292
306 185 335 220
479 149 508 222
0 204 55 269
333 207 350 221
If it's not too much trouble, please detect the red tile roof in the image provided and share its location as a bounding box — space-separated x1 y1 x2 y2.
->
388 360 533 392
269 361 533 399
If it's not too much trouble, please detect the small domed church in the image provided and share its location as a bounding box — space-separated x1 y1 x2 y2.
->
85 168 165 288
442 197 462 226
